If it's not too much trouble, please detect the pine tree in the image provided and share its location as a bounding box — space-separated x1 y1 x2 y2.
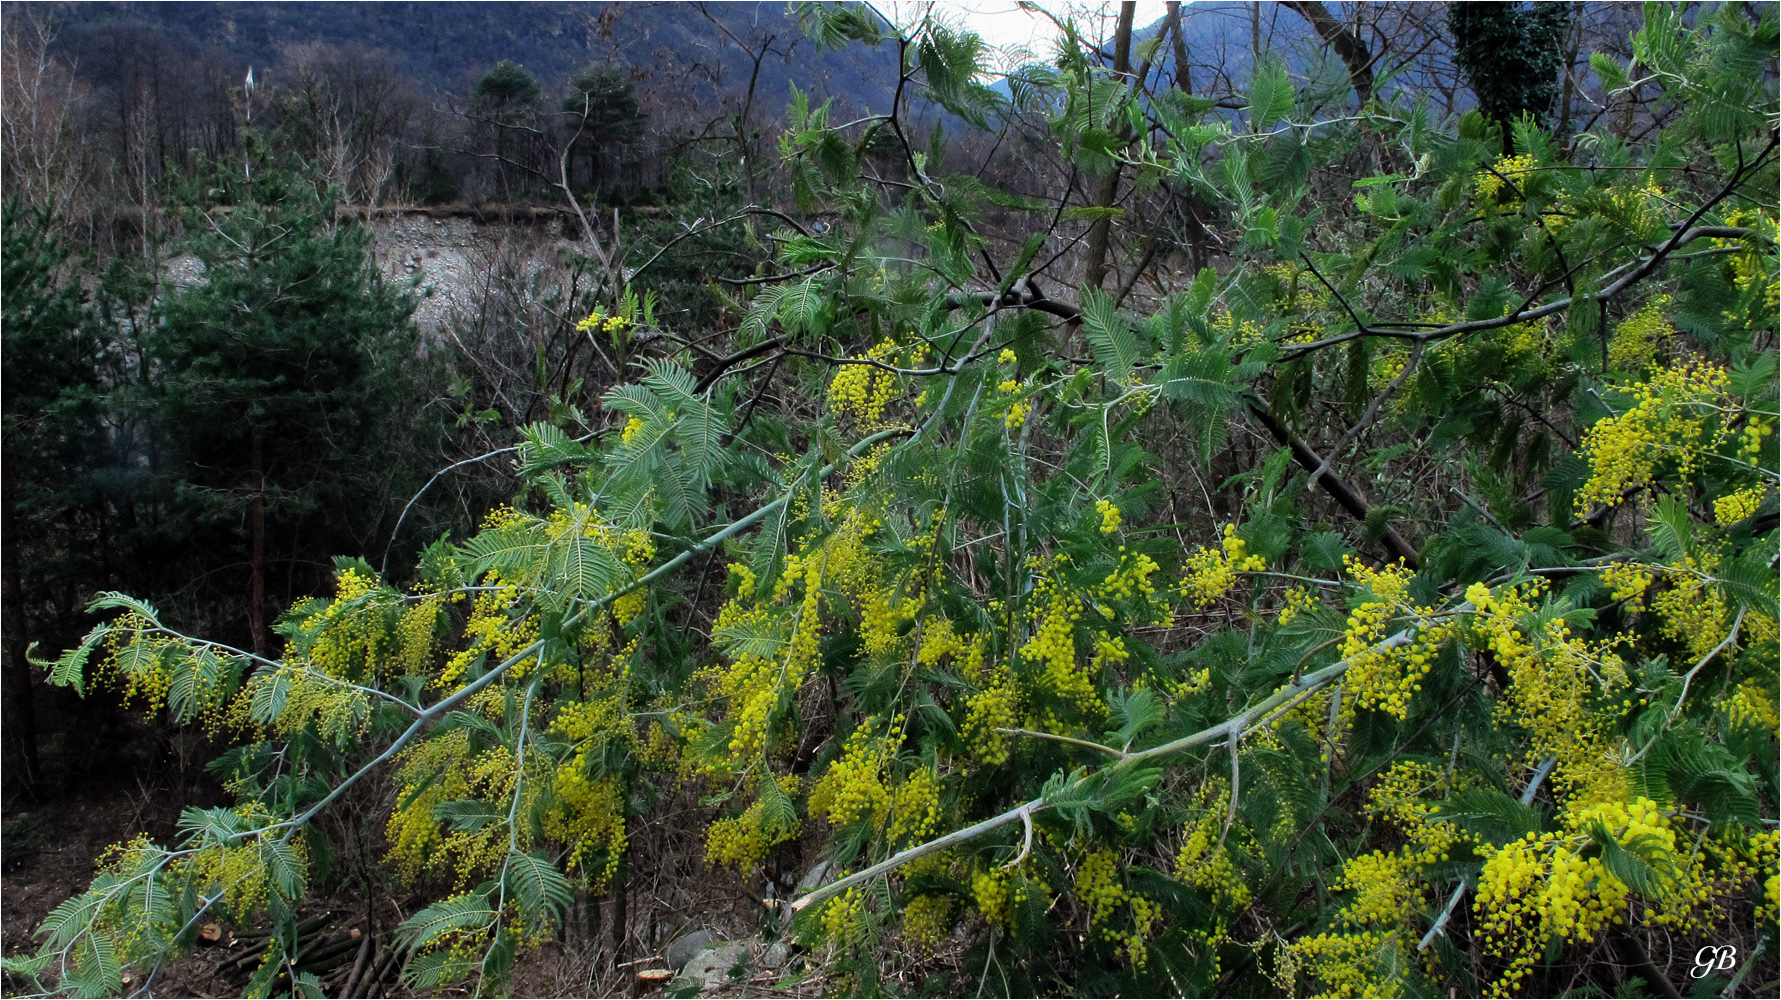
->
470 60 545 200
560 62 647 194
144 164 421 654
0 201 104 788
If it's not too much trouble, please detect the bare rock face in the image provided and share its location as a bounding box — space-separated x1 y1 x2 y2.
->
759 940 791 969
157 207 582 339
793 860 832 896
361 207 576 333
367 212 493 330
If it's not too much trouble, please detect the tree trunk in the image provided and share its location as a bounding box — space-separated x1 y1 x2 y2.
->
1166 1 1214 273
250 425 268 658
1557 1 1583 140
1166 1 1192 94
578 885 599 956
1282 1 1373 105
1081 2 1136 292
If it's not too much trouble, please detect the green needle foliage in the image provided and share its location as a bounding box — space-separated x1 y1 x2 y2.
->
2 202 108 782
140 159 428 652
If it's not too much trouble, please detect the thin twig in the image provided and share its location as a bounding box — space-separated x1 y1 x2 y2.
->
1216 726 1241 849
1001 806 1035 870
1281 211 1777 361
1298 252 1374 339
1417 755 1556 951
381 443 547 577
714 262 834 285
1307 337 1425 490
993 728 1130 760
1245 397 1421 567
1671 605 1747 718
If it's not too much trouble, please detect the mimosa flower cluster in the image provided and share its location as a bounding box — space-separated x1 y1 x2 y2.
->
1574 361 1732 513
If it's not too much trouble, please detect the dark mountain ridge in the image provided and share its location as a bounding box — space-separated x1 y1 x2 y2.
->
12 1 900 114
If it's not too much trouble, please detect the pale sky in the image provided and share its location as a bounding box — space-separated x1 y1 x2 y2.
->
883 1 1173 71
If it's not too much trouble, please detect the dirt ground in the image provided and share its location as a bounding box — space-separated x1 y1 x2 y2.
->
3 783 239 998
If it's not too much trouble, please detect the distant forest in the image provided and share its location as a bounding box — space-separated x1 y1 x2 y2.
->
5 1 1661 264
4 1 916 222
28 1 898 98
4 1 1655 232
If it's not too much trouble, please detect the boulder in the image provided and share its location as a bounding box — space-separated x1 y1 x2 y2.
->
759 941 791 969
682 942 747 990
663 929 714 971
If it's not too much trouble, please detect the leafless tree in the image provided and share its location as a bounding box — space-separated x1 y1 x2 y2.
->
1 17 92 227
276 43 420 216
